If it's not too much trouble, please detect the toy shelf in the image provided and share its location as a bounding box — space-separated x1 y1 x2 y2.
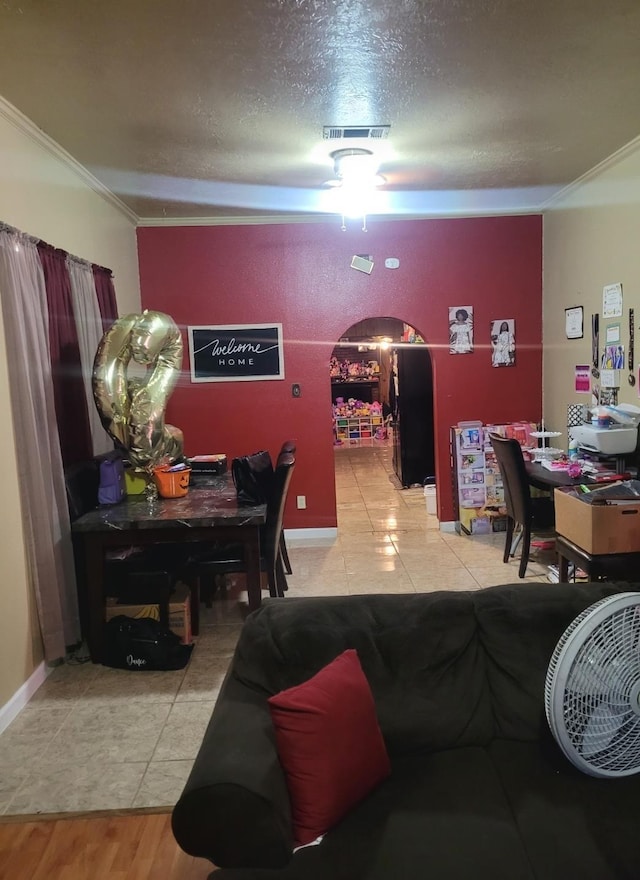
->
335 415 384 441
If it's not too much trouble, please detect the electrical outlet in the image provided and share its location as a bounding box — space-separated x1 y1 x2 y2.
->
296 495 307 509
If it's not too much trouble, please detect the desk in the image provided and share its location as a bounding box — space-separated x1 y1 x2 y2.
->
525 462 591 491
72 477 267 663
556 534 640 583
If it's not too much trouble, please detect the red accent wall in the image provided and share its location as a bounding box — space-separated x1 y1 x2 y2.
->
137 216 542 527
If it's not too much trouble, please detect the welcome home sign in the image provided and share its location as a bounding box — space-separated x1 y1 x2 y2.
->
188 323 284 382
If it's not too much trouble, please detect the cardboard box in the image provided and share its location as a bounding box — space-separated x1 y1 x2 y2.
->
554 487 640 554
106 582 192 644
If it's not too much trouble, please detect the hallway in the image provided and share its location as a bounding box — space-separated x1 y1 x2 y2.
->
285 437 550 596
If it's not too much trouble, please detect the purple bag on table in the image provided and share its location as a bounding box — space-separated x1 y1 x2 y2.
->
98 454 126 505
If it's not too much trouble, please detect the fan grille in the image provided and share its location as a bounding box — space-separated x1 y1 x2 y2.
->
545 592 640 777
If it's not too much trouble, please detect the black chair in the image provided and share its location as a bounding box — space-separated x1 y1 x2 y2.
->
191 451 296 601
278 439 296 574
489 434 555 577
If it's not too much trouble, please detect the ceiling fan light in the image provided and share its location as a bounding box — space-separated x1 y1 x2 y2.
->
338 185 376 219
328 148 386 229
331 148 379 183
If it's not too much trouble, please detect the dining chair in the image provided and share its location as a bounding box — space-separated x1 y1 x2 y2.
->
488 434 555 577
278 439 296 574
233 443 295 574
191 451 296 601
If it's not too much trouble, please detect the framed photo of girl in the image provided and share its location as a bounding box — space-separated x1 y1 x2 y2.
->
490 319 515 367
449 306 474 354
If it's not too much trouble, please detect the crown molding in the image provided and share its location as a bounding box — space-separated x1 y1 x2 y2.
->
0 95 138 225
137 207 540 228
137 213 336 227
540 133 640 211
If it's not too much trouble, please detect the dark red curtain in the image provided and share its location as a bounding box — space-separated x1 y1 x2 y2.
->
38 242 92 466
92 263 118 330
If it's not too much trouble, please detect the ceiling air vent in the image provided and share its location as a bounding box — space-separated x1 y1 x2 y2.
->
323 125 390 141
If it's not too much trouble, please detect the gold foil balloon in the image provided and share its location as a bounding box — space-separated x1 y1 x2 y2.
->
93 310 184 469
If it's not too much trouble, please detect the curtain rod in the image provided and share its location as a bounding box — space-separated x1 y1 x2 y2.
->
0 219 113 276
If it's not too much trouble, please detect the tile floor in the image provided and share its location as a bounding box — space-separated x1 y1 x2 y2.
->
0 438 552 816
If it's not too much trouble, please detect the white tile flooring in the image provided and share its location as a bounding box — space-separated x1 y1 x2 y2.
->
0 437 552 816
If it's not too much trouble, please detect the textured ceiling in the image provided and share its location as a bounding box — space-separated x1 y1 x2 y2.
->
1 1 640 221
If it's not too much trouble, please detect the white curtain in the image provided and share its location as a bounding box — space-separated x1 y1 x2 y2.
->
67 255 112 455
0 225 80 661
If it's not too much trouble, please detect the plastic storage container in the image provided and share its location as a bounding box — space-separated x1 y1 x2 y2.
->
424 485 437 515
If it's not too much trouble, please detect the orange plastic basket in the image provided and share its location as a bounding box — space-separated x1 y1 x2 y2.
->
153 465 192 498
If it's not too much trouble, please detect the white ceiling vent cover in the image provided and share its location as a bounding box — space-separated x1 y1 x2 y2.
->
323 125 390 141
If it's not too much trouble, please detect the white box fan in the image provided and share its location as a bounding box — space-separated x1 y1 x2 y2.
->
545 592 640 777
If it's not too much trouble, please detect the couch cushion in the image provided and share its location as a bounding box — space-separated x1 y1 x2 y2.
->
268 649 391 847
488 738 640 880
211 747 534 880
234 593 494 754
474 582 625 741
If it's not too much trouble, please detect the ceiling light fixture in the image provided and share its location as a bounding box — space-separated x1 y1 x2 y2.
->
327 148 385 231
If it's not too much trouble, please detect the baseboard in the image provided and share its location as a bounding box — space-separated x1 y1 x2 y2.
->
286 524 455 539
0 661 52 735
0 804 172 824
284 528 338 543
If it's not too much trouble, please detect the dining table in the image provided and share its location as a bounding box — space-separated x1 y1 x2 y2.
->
71 473 267 663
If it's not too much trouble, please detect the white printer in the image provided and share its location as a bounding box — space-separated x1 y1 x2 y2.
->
570 404 640 455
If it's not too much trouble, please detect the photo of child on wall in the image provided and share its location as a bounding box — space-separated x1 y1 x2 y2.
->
490 319 516 367
449 306 474 354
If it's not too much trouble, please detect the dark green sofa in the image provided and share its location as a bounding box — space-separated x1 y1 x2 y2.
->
172 581 640 879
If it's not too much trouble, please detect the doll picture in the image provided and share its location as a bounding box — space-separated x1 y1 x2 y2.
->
490 319 515 367
449 306 474 354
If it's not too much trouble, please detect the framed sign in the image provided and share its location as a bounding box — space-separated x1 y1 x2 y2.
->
602 282 623 318
565 306 584 339
188 323 284 383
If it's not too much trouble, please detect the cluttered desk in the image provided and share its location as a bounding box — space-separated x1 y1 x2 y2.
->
527 404 640 487
546 404 640 582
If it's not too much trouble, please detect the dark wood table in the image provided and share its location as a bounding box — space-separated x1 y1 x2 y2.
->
72 476 267 663
525 464 640 582
556 534 640 583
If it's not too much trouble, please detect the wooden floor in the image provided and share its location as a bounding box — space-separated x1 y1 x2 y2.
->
0 809 214 880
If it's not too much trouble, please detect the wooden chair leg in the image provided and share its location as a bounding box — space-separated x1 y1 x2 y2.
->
280 533 292 575
519 525 532 578
199 575 217 607
504 518 514 563
267 565 280 598
275 556 288 596
187 578 200 637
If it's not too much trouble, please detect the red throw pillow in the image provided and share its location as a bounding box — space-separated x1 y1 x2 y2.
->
268 648 391 847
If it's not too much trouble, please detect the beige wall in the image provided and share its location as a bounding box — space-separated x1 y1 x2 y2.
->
0 99 141 709
543 142 640 444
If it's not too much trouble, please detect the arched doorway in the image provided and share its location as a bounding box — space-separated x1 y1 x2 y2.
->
329 317 435 488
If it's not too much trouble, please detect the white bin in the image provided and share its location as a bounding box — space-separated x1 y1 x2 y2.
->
424 485 437 515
